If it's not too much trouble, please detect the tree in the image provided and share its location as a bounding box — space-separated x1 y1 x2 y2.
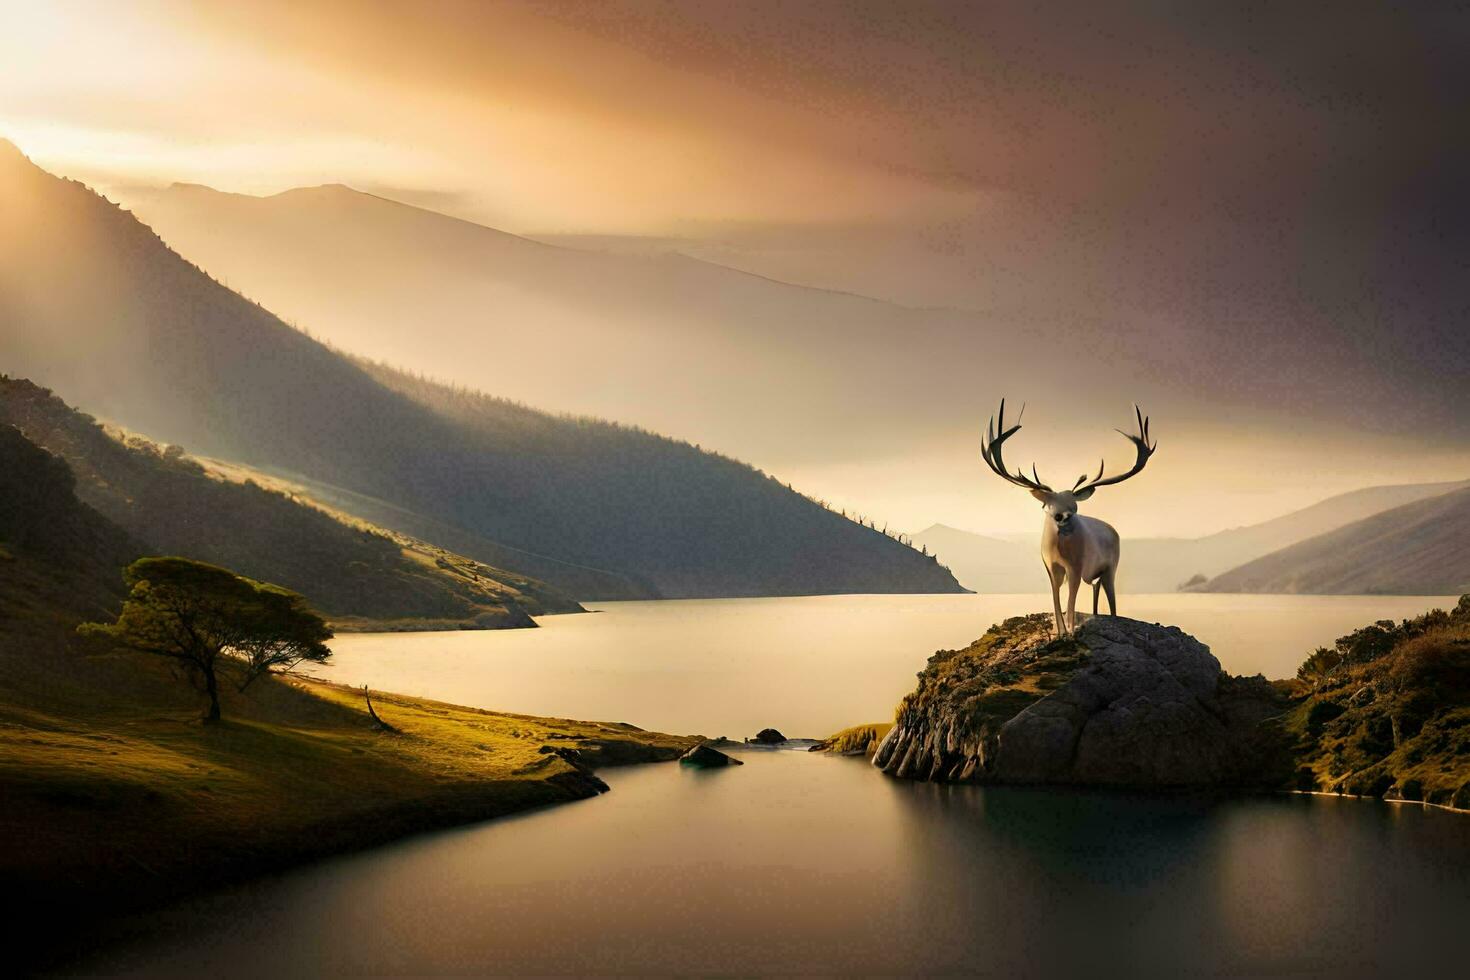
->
82 557 332 721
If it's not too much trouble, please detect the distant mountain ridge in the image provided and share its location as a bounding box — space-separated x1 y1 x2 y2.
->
1205 487 1470 595
0 142 961 600
915 479 1470 594
116 174 1099 469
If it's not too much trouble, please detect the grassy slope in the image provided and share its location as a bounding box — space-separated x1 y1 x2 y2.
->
1206 486 1470 594
0 377 580 629
0 643 696 922
0 426 697 964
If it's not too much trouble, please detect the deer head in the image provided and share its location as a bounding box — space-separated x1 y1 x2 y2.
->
980 400 1156 529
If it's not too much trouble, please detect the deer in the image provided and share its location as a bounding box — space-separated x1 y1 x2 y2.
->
980 399 1157 637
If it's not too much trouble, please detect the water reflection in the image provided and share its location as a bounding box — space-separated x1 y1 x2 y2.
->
70 594 1470 975
83 752 1467 977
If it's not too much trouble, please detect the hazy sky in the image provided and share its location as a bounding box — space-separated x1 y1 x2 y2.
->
7 2 1464 235
2 1 1466 535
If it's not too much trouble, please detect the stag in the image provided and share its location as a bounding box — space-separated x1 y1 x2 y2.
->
981 400 1157 637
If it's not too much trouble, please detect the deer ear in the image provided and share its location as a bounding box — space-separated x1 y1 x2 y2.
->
1073 487 1096 501
1029 488 1050 503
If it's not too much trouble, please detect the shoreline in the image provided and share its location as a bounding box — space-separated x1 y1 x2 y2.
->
1284 787 1470 815
4 675 699 973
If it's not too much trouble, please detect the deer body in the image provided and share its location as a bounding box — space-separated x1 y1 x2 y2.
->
1040 506 1119 638
981 400 1156 637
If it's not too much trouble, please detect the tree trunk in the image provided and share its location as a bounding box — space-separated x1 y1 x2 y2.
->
203 665 221 723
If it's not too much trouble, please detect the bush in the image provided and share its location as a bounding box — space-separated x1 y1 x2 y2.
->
1386 627 1470 696
1296 646 1342 687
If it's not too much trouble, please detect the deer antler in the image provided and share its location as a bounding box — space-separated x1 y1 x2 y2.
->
1073 405 1157 493
981 398 1052 492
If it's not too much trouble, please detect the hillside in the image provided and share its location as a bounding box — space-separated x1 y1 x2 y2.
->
0 141 961 600
915 479 1470 594
119 181 1039 466
1283 598 1470 807
0 376 575 629
0 426 137 628
1205 487 1470 595
0 425 696 968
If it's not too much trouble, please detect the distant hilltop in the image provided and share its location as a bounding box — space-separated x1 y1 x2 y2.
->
1205 486 1470 595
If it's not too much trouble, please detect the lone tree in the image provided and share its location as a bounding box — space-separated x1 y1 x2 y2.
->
83 557 332 721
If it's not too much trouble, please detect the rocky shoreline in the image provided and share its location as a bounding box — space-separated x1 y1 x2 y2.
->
872 600 1470 809
873 614 1292 788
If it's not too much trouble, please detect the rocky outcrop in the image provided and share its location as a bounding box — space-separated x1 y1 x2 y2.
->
680 743 744 768
752 728 786 744
873 614 1291 788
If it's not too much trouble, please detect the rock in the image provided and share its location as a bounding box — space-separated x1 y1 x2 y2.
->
752 728 786 744
679 743 744 768
873 614 1291 789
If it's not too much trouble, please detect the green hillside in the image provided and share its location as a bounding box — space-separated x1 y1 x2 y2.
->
0 377 576 629
0 140 961 600
1284 598 1470 807
0 425 696 969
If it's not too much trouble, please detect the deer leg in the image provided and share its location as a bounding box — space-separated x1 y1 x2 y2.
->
1092 580 1101 616
1045 561 1064 637
1066 571 1081 635
1102 569 1118 616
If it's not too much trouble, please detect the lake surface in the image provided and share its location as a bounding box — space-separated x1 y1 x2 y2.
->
320 593 1455 738
81 594 1469 976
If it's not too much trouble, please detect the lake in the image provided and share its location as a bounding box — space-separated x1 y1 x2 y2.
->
323 592 1455 737
80 594 1469 976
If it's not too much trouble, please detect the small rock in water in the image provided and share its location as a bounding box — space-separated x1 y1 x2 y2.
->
752 728 786 744
680 743 744 768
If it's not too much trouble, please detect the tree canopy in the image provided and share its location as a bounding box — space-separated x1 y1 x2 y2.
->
83 557 331 721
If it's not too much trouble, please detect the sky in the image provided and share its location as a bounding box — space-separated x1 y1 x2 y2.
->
2 1 1467 536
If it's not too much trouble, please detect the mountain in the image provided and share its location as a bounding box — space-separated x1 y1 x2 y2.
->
115 178 1470 546
0 142 961 599
118 181 1043 467
907 525 1041 594
915 479 1470 594
1205 487 1470 595
0 376 576 628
